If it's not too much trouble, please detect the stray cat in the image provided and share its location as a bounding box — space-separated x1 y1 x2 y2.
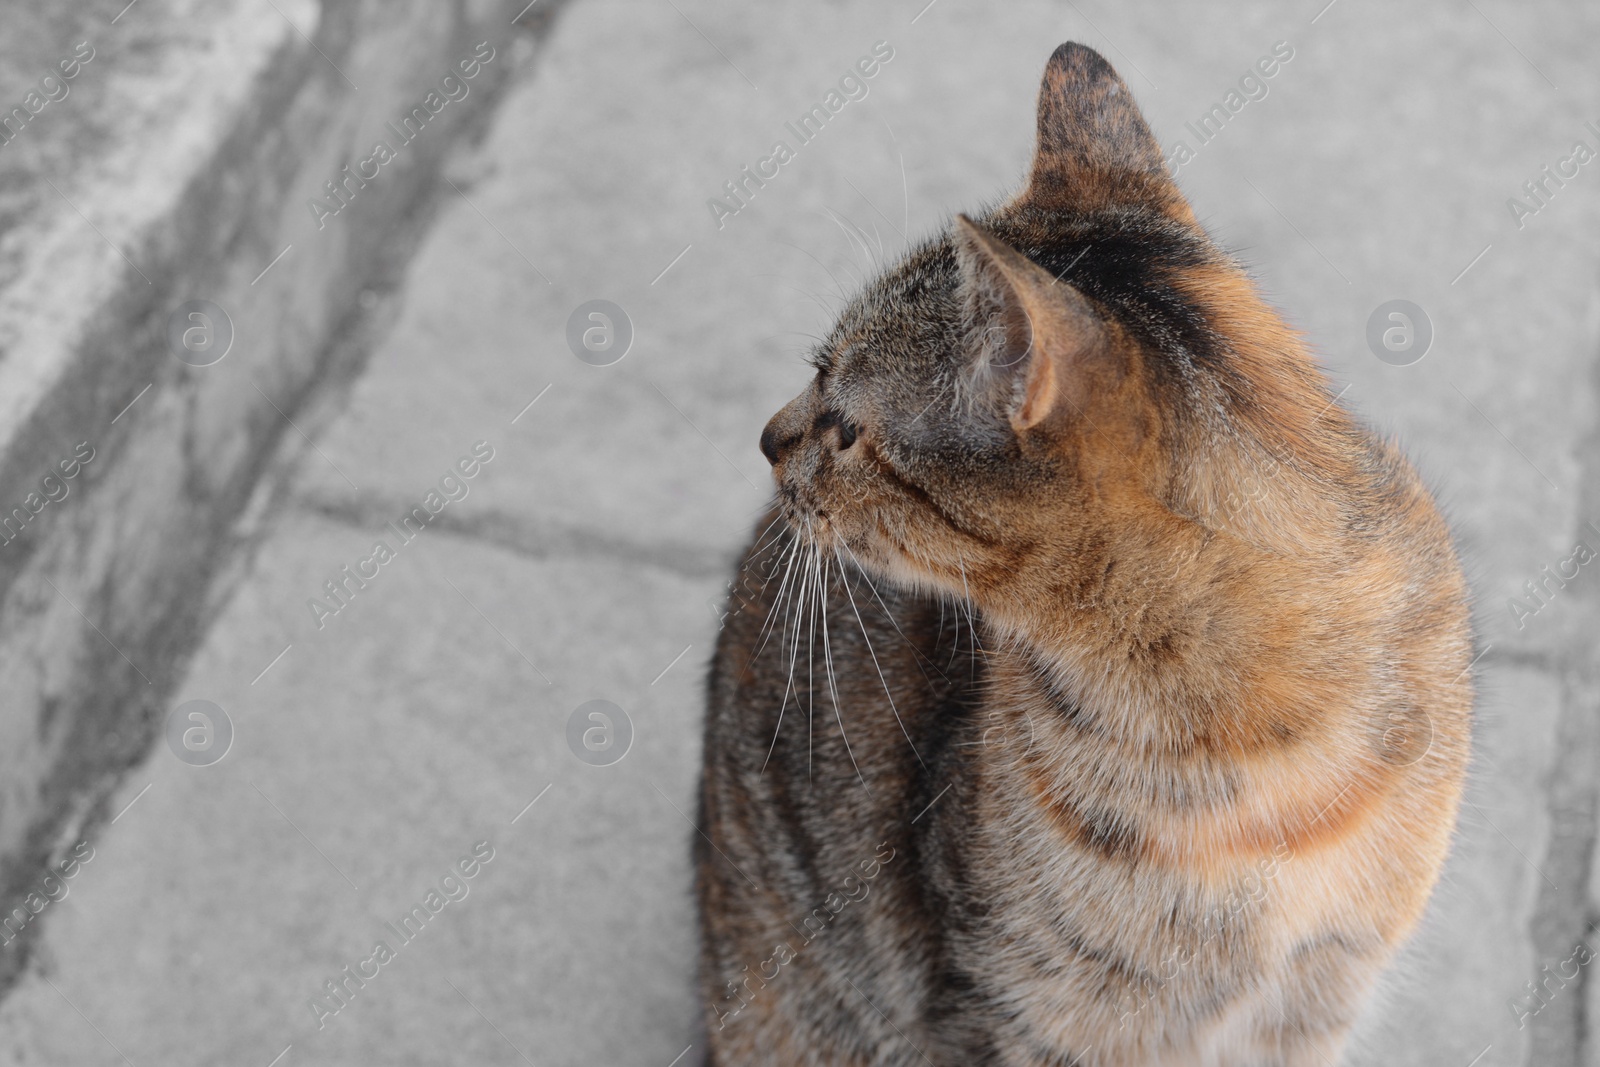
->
697 41 1471 1067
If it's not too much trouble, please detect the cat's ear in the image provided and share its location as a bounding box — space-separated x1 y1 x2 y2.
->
953 214 1107 433
1021 42 1192 222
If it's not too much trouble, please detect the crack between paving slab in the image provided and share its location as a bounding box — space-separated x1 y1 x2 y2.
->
294 491 737 582
1524 322 1600 1067
1576 913 1599 1061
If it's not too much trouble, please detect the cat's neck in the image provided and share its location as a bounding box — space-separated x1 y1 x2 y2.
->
967 504 1385 866
977 500 1302 739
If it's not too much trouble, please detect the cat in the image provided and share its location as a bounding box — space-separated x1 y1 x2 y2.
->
696 41 1472 1067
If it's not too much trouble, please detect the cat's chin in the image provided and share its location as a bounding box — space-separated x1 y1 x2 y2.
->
785 511 860 564
786 511 895 577
837 532 965 603
866 550 944 595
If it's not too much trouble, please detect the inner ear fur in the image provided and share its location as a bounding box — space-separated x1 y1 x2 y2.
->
952 214 1108 432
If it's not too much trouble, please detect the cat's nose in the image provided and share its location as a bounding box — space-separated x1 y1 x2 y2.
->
759 422 784 466
759 413 801 466
761 397 810 467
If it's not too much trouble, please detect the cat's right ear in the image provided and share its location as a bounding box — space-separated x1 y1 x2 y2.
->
952 214 1110 434
1020 42 1194 224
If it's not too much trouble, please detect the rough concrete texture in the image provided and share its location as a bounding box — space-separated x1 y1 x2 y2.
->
0 0 1597 1065
0 0 562 1000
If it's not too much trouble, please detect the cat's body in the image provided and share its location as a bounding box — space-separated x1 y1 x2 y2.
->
697 43 1471 1067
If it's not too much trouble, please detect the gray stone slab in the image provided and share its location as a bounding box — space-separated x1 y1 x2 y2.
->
0 511 711 1065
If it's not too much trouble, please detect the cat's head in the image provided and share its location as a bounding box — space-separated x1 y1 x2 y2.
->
760 42 1334 616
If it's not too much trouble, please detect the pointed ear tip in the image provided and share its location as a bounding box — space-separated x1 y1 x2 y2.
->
1043 41 1116 81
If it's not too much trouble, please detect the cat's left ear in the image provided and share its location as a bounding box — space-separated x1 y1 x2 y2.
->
1020 42 1194 224
953 214 1109 433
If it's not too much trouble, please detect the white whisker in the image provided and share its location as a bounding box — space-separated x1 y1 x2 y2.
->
804 522 820 783
957 553 983 680
823 208 872 276
750 527 804 659
779 241 852 305
772 528 815 774
837 538 951 690
747 510 791 559
759 530 807 773
834 544 927 770
817 551 871 795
